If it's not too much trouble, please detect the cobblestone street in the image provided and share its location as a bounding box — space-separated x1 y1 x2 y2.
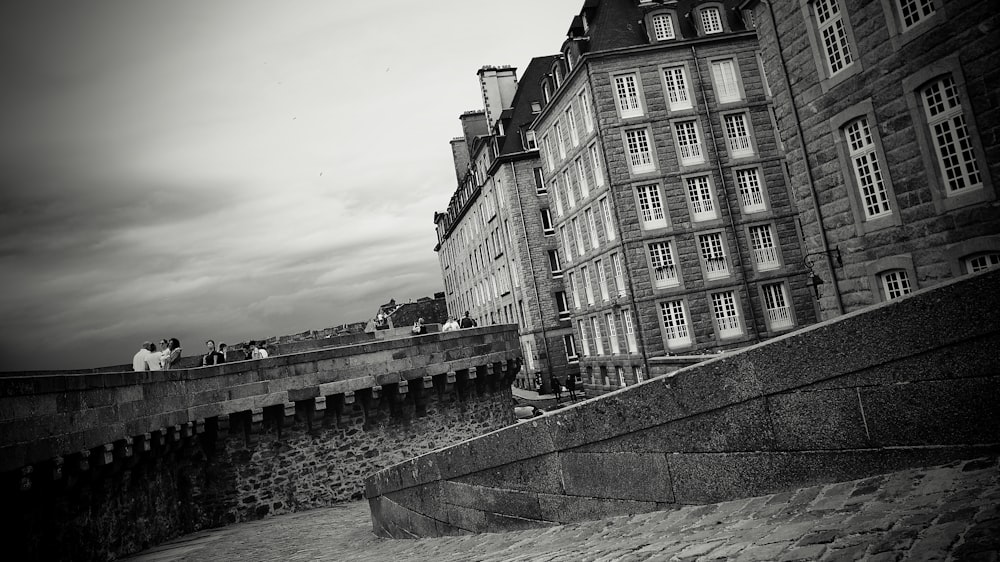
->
130 457 998 561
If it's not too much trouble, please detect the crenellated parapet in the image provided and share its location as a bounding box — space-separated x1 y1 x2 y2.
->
0 325 523 493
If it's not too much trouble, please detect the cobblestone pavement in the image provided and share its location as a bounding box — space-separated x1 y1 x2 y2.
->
130 457 999 562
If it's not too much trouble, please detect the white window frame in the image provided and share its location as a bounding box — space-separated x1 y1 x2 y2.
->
612 252 626 297
565 334 579 363
723 112 755 159
561 226 573 264
700 6 724 34
749 223 782 271
844 117 893 219
921 75 983 197
540 208 555 235
553 180 565 216
566 106 580 147
533 167 547 194
621 309 638 353
576 157 590 198
600 197 616 240
711 290 743 339
596 259 610 301
810 0 856 79
674 120 705 166
735 167 768 214
579 89 595 133
586 208 600 248
710 59 742 104
568 271 581 309
563 170 576 209
648 240 679 289
652 13 676 41
578 320 591 357
636 183 669 230
699 232 730 280
661 65 693 112
573 217 586 257
659 299 692 349
965 253 1000 273
761 282 794 331
590 144 605 186
616 366 627 387
606 313 621 354
624 128 656 174
583 264 594 305
591 317 605 356
880 269 912 301
684 175 718 222
555 121 567 159
613 72 644 119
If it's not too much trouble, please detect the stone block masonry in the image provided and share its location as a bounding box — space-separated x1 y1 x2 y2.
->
0 326 522 561
366 269 1000 538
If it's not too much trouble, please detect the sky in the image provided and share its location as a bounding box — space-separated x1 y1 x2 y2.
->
0 0 582 371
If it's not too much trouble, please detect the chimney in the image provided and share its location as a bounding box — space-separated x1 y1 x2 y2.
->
477 65 519 127
458 110 489 156
449 137 470 183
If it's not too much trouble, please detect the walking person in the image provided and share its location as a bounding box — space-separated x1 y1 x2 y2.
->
459 311 477 329
567 374 578 402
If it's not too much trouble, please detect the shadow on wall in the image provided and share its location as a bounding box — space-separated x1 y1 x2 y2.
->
365 270 1000 538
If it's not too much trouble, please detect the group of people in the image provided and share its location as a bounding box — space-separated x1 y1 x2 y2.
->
131 338 270 372
441 311 479 332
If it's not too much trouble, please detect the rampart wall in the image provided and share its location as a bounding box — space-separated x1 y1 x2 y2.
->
0 326 522 560
365 271 1000 538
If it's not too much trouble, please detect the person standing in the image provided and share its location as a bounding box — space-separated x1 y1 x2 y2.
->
143 342 162 371
158 339 171 369
133 342 153 372
411 317 426 335
202 339 225 366
551 375 563 403
163 338 182 370
218 342 228 362
567 375 578 402
459 311 477 329
442 316 460 332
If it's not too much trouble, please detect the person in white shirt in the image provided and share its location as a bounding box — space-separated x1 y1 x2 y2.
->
133 342 153 371
143 342 162 371
442 317 461 332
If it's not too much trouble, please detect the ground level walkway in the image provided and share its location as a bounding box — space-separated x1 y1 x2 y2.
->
129 457 998 562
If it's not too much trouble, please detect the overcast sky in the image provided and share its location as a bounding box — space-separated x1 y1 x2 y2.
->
0 0 581 371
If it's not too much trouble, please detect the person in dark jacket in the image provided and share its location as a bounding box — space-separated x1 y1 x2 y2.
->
551 375 562 402
567 375 578 401
460 311 477 328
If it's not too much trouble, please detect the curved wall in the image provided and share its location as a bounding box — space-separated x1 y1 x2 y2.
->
365 271 1000 538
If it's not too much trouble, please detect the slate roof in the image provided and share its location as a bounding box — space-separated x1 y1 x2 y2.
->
500 54 560 155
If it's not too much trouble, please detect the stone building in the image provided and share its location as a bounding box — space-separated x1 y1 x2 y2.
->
434 59 578 393
530 0 816 394
744 0 1000 318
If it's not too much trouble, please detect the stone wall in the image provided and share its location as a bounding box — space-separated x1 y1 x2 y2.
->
6 383 514 561
365 269 1000 538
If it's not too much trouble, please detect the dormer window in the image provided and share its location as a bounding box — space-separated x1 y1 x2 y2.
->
553 64 564 89
525 130 538 150
563 49 574 72
531 101 542 113
542 81 552 103
700 6 724 34
651 12 676 41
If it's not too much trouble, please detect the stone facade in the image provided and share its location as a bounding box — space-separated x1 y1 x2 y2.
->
532 0 815 395
747 0 1000 318
434 58 578 394
7 384 514 561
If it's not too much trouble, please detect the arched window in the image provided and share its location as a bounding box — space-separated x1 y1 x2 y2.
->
542 80 552 103
696 4 727 35
552 63 564 89
646 10 678 41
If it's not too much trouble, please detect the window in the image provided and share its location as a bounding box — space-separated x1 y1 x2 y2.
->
649 241 679 288
614 73 643 119
525 130 538 150
579 89 594 133
736 168 767 213
553 63 564 89
561 226 573 264
597 259 609 301
621 310 638 353
553 180 565 216
762 282 794 330
548 249 563 276
590 144 605 186
583 265 595 305
699 233 729 279
711 60 742 104
724 113 754 158
625 128 656 173
674 120 704 166
662 66 693 111
576 158 589 198
556 291 572 320
533 167 546 194
600 197 616 240
540 208 555 235
921 75 982 196
542 81 552 104
898 0 935 30
612 253 626 296
590 317 604 355
813 0 854 77
964 253 1000 273
564 334 579 362
652 13 675 41
569 271 581 308
573 217 586 257
711 291 742 339
659 299 692 348
685 176 717 221
701 7 724 34
616 366 627 387
566 107 580 147
636 184 668 229
564 170 576 208
531 101 542 113
749 224 781 271
543 136 555 170
586 208 600 248
556 121 567 159
606 313 621 354
880 269 912 300
844 117 893 219
578 320 591 356
634 366 645 383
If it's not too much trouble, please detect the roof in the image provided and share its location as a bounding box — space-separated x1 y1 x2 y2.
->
499 54 561 155
390 297 449 326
